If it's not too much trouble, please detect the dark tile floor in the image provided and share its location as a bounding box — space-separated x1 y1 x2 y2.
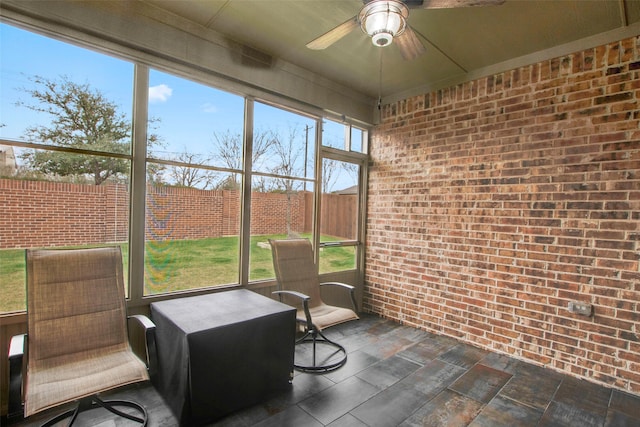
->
9 313 640 426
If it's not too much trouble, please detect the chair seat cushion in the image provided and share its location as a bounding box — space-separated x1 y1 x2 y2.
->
25 345 149 416
298 303 359 331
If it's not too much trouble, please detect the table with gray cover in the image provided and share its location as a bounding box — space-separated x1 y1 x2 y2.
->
150 289 296 426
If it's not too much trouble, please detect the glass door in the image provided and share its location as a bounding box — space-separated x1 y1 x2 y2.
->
318 154 365 275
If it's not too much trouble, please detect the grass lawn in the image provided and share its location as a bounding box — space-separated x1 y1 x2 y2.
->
1 249 26 313
0 235 355 313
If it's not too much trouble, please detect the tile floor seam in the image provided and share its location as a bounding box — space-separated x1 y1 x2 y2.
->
493 391 549 420
296 402 324 426
435 356 475 385
606 387 614 408
474 370 520 417
543 375 565 412
11 313 640 427
394 352 427 367
445 383 487 405
393 393 437 427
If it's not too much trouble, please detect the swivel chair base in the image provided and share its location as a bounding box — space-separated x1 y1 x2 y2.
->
41 395 148 427
294 329 347 373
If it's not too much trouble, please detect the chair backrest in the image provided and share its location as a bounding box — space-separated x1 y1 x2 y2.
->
270 239 323 309
26 247 130 365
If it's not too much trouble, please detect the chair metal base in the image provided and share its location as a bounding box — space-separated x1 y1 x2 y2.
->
294 329 347 373
41 395 148 427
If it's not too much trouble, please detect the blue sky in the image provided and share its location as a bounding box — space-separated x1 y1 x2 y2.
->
0 23 248 155
0 22 354 189
1 23 133 138
148 68 246 159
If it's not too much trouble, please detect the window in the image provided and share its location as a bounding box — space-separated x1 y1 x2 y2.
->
322 118 368 154
318 120 367 275
319 157 362 274
249 102 316 280
0 21 369 314
351 126 367 154
144 69 245 294
0 23 134 311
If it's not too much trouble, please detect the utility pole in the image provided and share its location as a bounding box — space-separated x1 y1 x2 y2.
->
304 124 311 192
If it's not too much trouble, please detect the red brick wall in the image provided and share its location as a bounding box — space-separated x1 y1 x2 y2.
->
0 180 128 248
250 191 306 236
145 186 229 241
366 36 640 395
1 180 354 248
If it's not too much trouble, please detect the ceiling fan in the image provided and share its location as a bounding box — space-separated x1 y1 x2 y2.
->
306 0 506 61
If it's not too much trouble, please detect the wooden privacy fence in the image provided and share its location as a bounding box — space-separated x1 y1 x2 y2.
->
0 179 357 249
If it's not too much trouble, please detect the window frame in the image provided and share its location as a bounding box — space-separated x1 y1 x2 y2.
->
0 17 371 314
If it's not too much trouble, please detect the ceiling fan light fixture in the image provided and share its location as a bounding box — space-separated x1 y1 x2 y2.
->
359 0 409 47
371 31 393 47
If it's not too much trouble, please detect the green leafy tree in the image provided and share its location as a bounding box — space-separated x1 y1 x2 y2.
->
18 75 134 185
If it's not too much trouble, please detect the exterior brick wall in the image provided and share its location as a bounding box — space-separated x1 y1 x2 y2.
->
0 180 310 248
0 179 128 248
249 191 306 236
145 185 230 241
366 36 640 395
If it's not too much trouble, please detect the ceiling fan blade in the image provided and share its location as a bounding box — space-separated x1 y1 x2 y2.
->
306 16 359 50
395 27 426 61
412 0 505 9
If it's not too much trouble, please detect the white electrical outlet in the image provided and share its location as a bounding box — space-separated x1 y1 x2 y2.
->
568 301 593 316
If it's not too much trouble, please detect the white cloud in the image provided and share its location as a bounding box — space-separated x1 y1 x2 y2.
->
148 84 172 103
201 102 218 113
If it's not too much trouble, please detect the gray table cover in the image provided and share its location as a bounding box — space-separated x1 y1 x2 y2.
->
150 289 296 425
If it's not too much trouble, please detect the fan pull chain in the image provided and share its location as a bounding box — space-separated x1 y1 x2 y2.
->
377 48 383 111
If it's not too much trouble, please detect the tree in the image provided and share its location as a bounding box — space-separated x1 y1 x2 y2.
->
167 149 216 189
211 130 243 172
210 128 276 190
322 159 358 193
322 159 340 193
271 126 306 237
17 75 132 185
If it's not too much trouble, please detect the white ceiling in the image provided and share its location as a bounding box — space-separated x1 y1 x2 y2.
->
142 0 640 102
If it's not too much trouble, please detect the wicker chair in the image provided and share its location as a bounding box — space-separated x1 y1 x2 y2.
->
270 238 359 373
8 247 157 426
